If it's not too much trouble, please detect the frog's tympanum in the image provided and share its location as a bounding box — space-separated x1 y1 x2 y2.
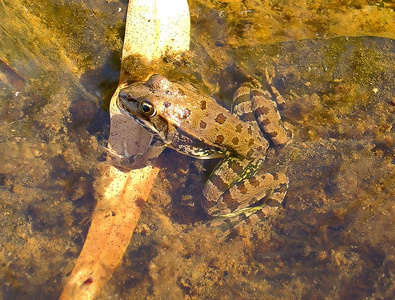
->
114 73 292 218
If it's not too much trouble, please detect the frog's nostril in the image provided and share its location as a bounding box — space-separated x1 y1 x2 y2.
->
119 90 128 99
119 90 135 101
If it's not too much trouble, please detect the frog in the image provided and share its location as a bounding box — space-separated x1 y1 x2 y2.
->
112 70 292 218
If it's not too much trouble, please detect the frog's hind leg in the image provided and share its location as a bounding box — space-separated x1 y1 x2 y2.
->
207 171 289 217
202 156 251 216
232 84 261 133
251 86 292 146
202 81 290 219
232 81 292 146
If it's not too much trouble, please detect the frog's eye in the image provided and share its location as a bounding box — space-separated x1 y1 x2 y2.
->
140 100 156 117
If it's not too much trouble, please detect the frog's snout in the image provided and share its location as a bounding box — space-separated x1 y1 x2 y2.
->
119 90 137 104
119 89 129 100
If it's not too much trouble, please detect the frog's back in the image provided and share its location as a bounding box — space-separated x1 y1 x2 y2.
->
171 83 269 160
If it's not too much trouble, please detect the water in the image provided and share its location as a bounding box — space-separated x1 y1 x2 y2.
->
0 0 394 299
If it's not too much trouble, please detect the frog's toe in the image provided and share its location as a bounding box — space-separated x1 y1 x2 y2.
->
283 122 294 145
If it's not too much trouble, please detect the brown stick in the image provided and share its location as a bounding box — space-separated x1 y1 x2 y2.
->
60 1 189 298
59 164 160 300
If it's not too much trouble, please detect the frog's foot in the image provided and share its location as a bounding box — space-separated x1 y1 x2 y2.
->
265 68 287 110
101 146 145 170
202 172 289 218
282 121 294 145
206 200 280 236
101 146 124 159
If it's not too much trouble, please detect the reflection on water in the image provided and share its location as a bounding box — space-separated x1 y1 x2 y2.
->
0 0 394 299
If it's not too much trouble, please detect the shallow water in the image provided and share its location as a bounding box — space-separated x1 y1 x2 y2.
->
0 0 394 299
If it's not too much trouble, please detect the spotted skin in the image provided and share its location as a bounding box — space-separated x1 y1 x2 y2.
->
202 73 291 217
115 72 292 221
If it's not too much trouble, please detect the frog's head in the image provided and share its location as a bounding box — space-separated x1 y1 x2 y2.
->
118 74 186 142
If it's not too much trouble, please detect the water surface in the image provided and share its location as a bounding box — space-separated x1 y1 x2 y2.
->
0 0 394 299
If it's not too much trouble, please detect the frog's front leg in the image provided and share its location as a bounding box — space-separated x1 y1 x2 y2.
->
106 139 165 170
202 157 289 217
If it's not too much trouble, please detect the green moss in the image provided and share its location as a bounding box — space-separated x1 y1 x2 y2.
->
21 0 117 71
349 48 385 85
122 54 153 81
